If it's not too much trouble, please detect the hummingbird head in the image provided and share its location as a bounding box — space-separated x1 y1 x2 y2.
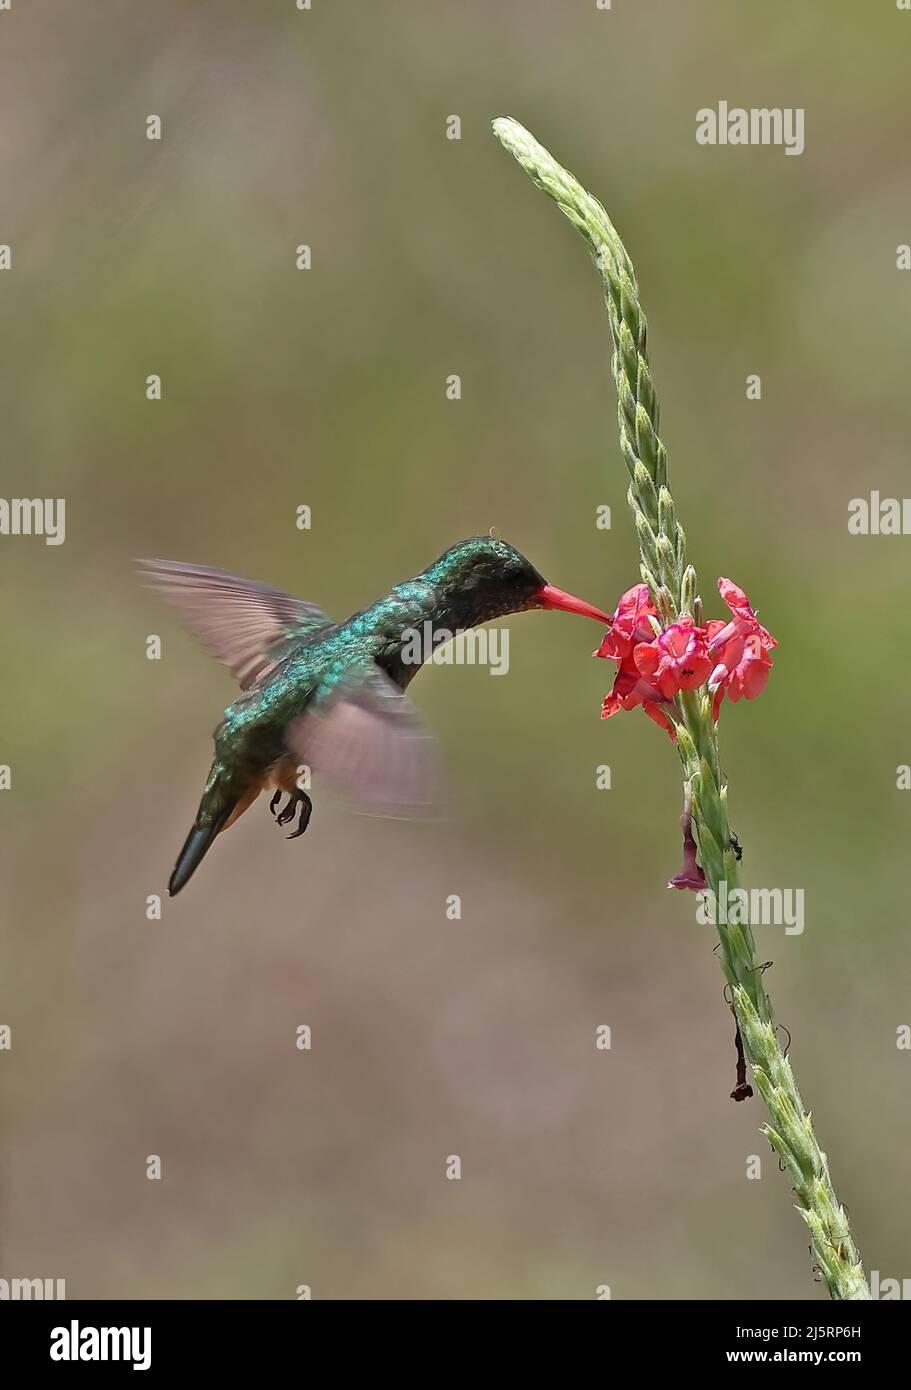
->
422 536 612 627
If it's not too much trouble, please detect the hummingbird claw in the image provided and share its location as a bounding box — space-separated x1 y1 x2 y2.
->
271 789 312 837
286 794 313 840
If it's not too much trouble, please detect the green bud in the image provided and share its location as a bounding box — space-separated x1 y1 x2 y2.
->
635 401 657 472
635 512 661 574
675 518 687 558
656 532 677 588
633 460 659 524
680 565 697 615
658 485 676 534
655 584 676 626
616 320 639 398
654 441 668 491
637 363 656 421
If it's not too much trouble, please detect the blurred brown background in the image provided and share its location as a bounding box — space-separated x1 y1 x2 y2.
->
1 0 909 1299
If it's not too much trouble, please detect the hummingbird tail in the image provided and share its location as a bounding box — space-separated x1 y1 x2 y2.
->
168 805 233 896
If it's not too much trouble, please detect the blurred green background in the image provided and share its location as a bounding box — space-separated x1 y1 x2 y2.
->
2 0 909 1300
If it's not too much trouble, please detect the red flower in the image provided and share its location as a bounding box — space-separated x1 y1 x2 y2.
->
712 577 776 649
596 575 775 736
595 585 679 739
594 583 656 663
601 662 651 715
707 578 777 718
633 617 712 700
601 663 678 740
595 589 676 737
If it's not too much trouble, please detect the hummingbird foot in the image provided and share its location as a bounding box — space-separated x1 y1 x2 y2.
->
286 793 313 840
271 789 313 838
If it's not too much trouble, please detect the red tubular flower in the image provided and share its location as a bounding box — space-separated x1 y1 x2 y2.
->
713 578 776 648
594 583 656 662
600 658 665 714
600 653 679 743
633 617 712 700
596 576 775 735
601 673 678 742
641 699 678 741
707 578 777 719
596 584 681 740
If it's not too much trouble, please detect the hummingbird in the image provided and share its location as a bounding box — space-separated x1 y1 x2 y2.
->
140 535 611 895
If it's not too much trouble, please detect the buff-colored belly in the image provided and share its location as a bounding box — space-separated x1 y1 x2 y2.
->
218 757 302 833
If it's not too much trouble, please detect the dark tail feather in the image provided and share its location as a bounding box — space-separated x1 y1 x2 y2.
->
168 806 232 896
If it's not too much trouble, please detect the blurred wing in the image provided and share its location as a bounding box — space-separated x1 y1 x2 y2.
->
285 664 443 819
138 559 335 689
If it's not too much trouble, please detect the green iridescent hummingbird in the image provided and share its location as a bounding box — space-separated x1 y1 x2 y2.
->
140 536 611 895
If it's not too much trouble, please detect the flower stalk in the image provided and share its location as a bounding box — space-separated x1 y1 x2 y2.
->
492 115 869 1300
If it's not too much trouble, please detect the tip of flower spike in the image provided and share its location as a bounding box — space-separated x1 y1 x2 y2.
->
491 117 530 155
